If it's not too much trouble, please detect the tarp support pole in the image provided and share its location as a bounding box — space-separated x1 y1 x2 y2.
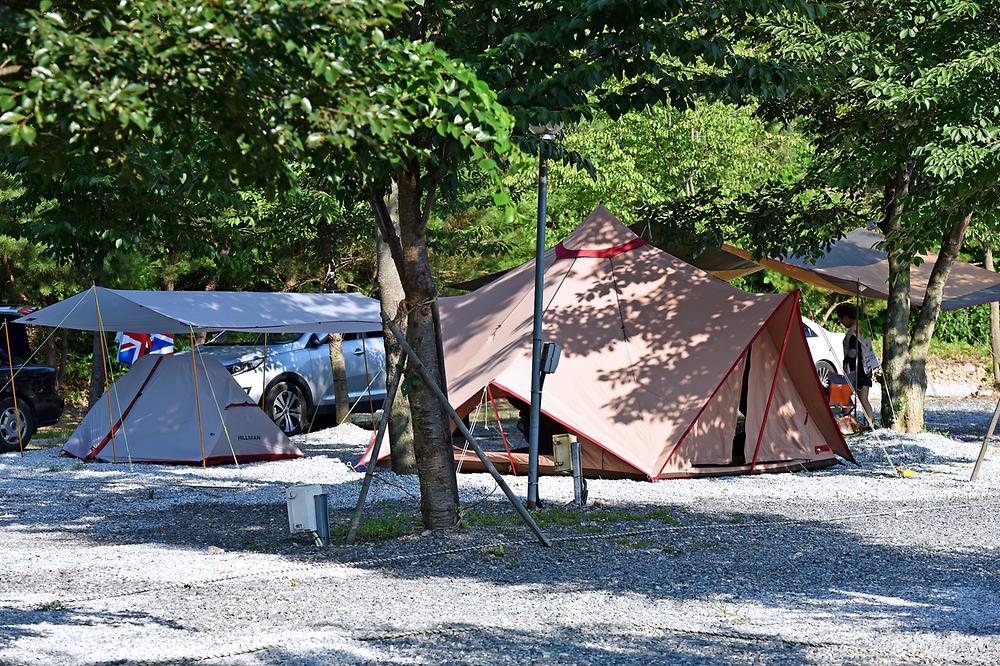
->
750 293 797 473
383 314 551 547
346 358 405 544
3 322 24 456
261 333 267 408
361 334 376 417
189 327 207 468
970 396 1000 481
92 286 116 463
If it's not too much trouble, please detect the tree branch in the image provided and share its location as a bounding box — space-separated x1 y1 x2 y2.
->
369 194 406 273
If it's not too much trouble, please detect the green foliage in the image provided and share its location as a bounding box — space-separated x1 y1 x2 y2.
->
934 306 992 348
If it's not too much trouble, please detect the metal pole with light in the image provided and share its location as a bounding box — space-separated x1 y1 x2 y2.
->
527 124 561 509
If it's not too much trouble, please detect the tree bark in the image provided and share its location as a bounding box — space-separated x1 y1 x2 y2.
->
374 183 417 474
986 248 1000 386
88 331 107 406
879 159 917 429
901 212 974 432
391 167 459 529
328 333 350 423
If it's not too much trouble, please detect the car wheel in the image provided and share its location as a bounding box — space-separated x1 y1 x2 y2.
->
816 361 836 389
264 381 308 435
0 397 34 453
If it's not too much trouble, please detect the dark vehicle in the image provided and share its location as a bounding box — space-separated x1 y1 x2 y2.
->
0 306 64 452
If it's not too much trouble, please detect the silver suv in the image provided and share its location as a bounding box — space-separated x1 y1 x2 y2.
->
199 331 387 434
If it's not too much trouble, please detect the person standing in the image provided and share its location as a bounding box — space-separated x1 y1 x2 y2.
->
835 304 877 429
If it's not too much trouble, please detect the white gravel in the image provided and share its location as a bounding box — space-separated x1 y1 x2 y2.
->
2 405 1000 665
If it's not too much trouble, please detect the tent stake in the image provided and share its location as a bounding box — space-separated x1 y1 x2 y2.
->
970 396 1000 481
346 359 405 544
383 315 552 547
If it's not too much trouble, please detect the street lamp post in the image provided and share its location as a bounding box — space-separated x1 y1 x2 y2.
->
527 124 560 510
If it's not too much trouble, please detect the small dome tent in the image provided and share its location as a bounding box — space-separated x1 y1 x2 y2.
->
64 354 303 465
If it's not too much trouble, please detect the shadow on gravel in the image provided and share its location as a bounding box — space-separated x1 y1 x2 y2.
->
262 622 822 666
0 606 185 645
7 485 1000 643
850 439 978 470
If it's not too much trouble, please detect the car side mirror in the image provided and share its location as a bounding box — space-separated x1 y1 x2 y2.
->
308 334 330 348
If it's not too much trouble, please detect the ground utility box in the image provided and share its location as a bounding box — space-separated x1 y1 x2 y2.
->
286 484 325 533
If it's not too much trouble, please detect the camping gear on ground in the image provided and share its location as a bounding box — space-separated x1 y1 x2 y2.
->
366 205 855 479
63 354 303 465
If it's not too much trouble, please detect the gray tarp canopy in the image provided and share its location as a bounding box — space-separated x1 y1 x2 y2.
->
677 228 1000 311
16 287 382 334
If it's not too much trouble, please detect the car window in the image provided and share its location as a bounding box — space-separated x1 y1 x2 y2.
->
206 331 302 346
802 323 817 338
343 331 384 341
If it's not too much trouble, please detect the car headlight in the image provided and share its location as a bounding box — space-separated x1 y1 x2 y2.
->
226 357 264 375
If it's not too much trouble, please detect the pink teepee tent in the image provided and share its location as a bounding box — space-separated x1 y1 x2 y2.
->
435 205 853 480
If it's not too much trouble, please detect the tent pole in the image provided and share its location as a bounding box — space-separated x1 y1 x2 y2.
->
346 358 405 544
384 315 551 547
487 385 519 475
261 333 267 408
361 334 376 418
92 286 116 463
189 327 207 468
750 293 797 473
3 322 24 456
970 396 1000 481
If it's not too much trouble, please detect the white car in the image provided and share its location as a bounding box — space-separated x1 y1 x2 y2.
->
801 316 845 388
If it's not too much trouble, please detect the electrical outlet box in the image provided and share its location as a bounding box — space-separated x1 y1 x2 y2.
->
286 484 324 534
552 434 576 475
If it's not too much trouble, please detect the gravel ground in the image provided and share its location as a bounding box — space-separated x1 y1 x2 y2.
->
2 402 1000 665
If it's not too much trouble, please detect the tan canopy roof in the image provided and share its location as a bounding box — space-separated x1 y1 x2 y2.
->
696 229 1000 311
438 205 853 480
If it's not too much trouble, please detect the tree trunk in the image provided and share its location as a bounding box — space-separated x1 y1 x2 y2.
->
393 169 459 529
986 248 1000 386
57 332 68 386
88 331 107 406
328 333 350 423
374 183 417 474
44 335 56 368
161 247 179 291
901 212 974 433
879 159 916 429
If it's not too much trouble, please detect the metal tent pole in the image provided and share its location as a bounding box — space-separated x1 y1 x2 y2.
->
527 144 548 510
346 358 405 544
384 315 551 546
970 397 1000 482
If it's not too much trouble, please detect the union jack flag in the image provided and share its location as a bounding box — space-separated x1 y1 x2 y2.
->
117 332 174 366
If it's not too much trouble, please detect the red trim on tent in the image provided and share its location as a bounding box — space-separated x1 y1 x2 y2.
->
750 293 797 473
786 291 854 463
487 385 518 475
94 452 304 466
554 238 646 259
85 356 164 462
655 294 792 480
